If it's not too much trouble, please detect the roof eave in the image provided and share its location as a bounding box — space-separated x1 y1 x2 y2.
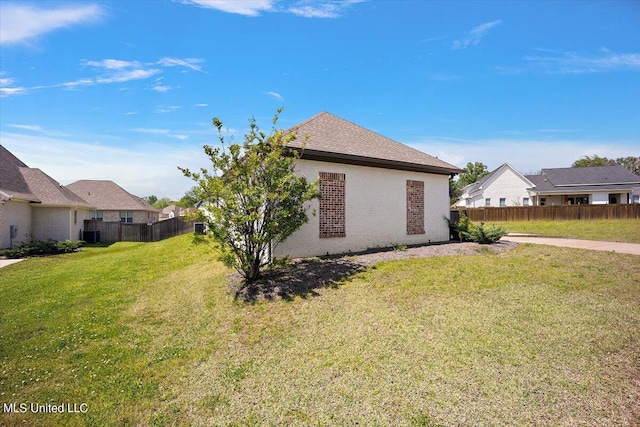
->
293 148 462 176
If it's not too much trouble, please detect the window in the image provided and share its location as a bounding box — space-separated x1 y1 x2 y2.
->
406 180 425 235
91 211 104 222
485 198 491 207
540 197 546 206
499 198 506 207
319 172 345 238
523 197 530 206
120 211 133 223
632 195 640 204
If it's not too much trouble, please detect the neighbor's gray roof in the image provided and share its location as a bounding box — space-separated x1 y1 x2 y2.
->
526 165 640 193
0 145 39 202
1 145 92 207
286 112 462 175
67 180 160 212
20 169 93 208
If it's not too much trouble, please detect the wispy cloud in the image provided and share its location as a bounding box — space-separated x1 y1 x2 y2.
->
1 57 205 97
264 91 284 101
523 49 640 74
0 75 26 97
452 20 501 50
288 0 366 18
155 105 181 114
0 3 104 45
130 128 170 135
152 85 173 92
7 124 43 132
158 57 206 73
194 103 208 107
179 0 365 18
179 0 275 16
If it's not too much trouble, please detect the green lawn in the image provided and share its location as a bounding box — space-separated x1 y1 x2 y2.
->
489 219 640 243
1 234 639 426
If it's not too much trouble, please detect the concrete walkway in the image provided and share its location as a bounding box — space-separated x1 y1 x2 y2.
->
502 235 640 255
0 259 25 269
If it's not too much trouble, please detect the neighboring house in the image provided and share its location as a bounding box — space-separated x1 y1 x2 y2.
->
527 165 640 206
456 163 640 207
66 180 160 223
0 145 94 249
457 163 534 208
273 112 462 258
160 204 182 220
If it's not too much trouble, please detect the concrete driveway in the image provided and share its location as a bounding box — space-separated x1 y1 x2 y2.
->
0 259 25 269
502 235 640 256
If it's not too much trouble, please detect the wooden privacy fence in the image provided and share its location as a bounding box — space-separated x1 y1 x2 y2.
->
457 204 640 222
84 217 195 243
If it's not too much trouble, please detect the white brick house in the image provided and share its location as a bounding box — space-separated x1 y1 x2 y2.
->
274 112 461 258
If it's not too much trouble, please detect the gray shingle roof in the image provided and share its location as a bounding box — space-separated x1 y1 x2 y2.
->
0 145 39 202
526 165 640 193
1 145 92 207
286 112 462 175
20 169 93 207
67 180 160 212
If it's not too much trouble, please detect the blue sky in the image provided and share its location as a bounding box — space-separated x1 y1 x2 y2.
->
1 0 639 199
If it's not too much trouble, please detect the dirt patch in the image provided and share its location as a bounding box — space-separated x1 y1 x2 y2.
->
228 240 518 302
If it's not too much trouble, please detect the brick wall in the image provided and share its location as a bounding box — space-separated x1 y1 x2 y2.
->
406 180 425 234
319 172 346 238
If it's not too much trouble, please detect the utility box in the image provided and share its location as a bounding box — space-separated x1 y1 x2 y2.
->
194 223 206 235
83 230 101 243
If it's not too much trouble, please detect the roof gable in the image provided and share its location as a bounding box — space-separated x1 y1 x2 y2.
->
67 180 160 212
286 112 461 175
463 163 533 195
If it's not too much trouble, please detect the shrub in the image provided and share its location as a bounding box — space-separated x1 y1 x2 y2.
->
463 223 507 244
447 210 472 242
0 240 84 259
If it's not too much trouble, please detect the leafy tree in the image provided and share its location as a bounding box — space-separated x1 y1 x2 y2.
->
457 162 490 188
614 156 640 175
178 187 200 208
179 109 319 282
451 161 490 203
154 197 172 209
572 155 640 175
572 155 614 168
145 195 158 205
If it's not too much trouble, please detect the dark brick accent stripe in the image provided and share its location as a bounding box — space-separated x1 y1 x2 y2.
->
319 172 346 238
407 180 425 235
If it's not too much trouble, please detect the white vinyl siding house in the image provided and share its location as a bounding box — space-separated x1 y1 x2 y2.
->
458 163 534 208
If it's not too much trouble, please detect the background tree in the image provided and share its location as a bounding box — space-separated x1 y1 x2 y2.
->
572 155 614 168
145 195 158 205
154 197 172 209
178 187 200 208
451 161 490 203
613 156 640 175
572 155 640 175
179 109 319 282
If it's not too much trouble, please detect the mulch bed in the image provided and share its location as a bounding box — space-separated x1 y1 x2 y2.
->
228 240 518 302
